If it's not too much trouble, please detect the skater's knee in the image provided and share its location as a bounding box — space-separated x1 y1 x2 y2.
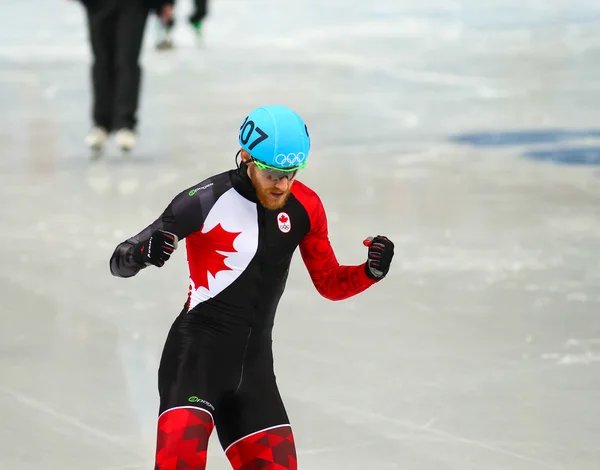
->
155 407 214 470
92 57 114 68
115 44 144 69
226 425 297 470
114 58 141 71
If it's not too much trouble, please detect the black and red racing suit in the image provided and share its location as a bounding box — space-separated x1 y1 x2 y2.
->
109 163 377 464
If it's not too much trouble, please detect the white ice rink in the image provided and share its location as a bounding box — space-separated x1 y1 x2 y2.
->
1 0 600 469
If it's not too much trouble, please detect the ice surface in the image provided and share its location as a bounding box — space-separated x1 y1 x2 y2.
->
1 1 600 469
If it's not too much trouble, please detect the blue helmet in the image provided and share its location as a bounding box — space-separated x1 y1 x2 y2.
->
238 105 310 169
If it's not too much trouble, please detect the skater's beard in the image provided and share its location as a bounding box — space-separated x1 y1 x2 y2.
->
247 164 293 210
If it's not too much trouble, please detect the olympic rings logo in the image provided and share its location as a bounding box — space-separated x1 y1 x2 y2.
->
275 152 306 166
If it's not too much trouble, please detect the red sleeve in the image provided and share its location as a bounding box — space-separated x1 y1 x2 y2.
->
292 181 377 301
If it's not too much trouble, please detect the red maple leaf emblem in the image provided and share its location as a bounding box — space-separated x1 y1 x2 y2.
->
187 223 242 290
278 214 289 223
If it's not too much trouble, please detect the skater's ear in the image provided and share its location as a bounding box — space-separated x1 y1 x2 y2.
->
240 149 251 162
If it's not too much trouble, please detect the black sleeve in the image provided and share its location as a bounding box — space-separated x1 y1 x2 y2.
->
109 177 223 278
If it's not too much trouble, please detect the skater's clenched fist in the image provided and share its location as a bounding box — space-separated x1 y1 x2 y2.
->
133 230 178 268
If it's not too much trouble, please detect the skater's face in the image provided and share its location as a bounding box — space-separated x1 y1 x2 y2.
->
241 150 295 210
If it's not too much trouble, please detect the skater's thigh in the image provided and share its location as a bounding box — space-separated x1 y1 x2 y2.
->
216 347 298 470
85 1 118 63
158 310 250 416
215 341 291 450
115 0 149 65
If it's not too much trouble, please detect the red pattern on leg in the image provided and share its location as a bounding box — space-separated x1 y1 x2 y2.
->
155 407 214 470
225 425 297 470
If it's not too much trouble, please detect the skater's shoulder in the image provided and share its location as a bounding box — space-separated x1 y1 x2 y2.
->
291 179 322 208
180 170 232 199
186 171 231 195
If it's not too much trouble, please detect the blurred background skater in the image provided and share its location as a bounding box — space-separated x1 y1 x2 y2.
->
78 0 174 155
155 0 209 50
189 0 209 35
155 10 175 50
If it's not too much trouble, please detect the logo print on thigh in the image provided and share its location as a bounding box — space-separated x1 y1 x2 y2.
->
188 395 215 411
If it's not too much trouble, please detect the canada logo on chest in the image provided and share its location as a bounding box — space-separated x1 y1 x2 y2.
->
277 212 291 233
185 189 258 307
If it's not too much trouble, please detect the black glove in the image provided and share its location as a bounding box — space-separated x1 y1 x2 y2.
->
364 235 394 280
133 230 178 267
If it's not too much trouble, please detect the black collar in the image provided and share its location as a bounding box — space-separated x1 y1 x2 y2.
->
231 162 259 203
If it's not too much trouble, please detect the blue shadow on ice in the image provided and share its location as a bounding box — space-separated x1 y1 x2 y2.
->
524 147 600 166
450 129 600 147
449 129 600 166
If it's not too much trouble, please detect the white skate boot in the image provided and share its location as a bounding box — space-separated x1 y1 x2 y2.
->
115 128 136 153
156 19 174 50
85 126 108 155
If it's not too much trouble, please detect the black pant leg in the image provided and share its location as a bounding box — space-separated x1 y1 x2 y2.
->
214 337 291 451
85 1 118 130
190 0 209 23
113 0 150 131
157 310 250 415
